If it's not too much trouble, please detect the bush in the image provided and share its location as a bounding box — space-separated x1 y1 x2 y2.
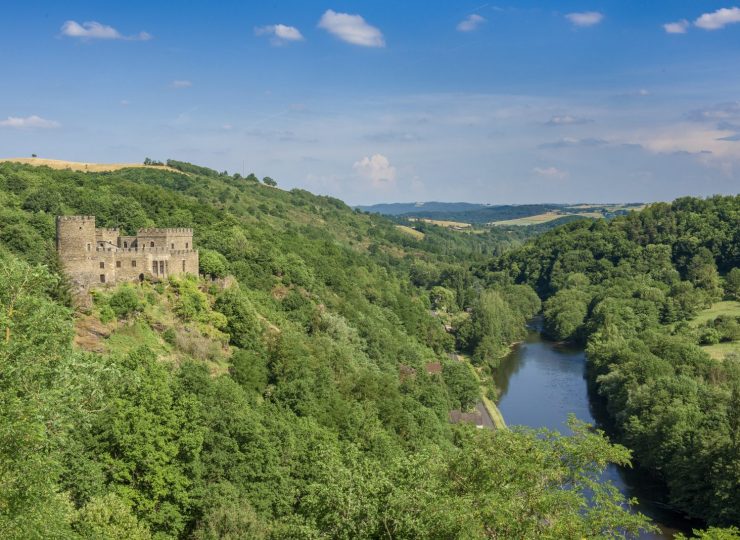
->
699 327 721 345
163 328 177 346
108 287 141 319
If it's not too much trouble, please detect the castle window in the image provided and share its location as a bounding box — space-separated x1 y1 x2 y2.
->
186 242 189 249
153 261 158 274
87 243 91 251
171 243 175 249
99 274 106 283
123 241 128 248
116 261 121 268
182 260 186 272
150 241 154 247
99 262 105 269
132 260 137 268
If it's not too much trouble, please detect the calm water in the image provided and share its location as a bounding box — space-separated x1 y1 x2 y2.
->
493 320 700 539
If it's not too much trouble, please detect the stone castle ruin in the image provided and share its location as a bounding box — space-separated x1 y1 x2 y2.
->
57 216 199 290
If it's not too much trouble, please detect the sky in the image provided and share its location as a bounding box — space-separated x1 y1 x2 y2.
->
1 1 740 205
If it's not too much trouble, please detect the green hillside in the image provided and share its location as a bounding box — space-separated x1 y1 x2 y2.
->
0 161 658 539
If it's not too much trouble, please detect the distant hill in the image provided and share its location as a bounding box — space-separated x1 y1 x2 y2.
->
358 202 645 226
356 201 487 216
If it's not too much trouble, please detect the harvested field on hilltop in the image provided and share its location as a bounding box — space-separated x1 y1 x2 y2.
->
0 157 184 174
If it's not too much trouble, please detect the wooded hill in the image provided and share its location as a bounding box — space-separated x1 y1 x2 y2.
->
0 160 663 539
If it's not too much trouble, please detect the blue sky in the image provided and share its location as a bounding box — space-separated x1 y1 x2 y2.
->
1 1 740 204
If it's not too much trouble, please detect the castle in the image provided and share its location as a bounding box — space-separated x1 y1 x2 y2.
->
56 216 199 290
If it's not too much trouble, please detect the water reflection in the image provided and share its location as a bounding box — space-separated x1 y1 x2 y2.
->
493 320 700 539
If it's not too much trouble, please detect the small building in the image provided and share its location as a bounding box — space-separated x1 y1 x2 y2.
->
56 215 199 291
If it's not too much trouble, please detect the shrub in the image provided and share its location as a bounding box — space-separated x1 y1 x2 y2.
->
108 287 141 319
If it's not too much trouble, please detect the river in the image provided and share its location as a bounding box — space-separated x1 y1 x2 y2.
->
493 319 701 539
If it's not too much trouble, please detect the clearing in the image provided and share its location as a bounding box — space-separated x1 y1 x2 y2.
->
411 218 472 229
394 225 425 239
692 301 740 360
689 300 740 327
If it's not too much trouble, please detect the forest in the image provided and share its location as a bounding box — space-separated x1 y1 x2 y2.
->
0 160 738 539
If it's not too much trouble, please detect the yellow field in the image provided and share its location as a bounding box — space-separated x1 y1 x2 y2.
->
490 211 566 226
0 157 183 174
395 225 425 239
411 218 472 229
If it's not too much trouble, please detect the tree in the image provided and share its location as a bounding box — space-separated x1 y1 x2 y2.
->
199 249 229 279
725 268 740 300
262 177 277 187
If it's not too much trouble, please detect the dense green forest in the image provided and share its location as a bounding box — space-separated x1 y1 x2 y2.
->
0 161 666 539
486 196 740 529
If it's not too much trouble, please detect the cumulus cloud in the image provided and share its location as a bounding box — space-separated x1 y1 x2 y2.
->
545 114 593 126
664 19 689 34
0 115 60 129
318 10 385 47
255 24 304 45
533 166 568 179
353 154 396 187
565 12 604 27
171 80 192 88
695 7 740 30
457 14 486 32
60 20 151 41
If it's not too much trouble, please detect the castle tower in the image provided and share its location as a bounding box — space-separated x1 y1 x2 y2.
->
57 216 97 291
56 215 96 257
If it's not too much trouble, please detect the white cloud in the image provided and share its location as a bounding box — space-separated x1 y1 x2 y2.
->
695 7 740 30
457 14 486 32
171 80 192 88
545 114 593 126
663 19 689 34
353 154 396 187
318 10 385 47
565 11 604 27
533 166 568 179
255 24 304 45
60 20 151 41
0 115 60 129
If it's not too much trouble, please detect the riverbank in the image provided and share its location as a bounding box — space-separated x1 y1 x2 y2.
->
451 351 507 430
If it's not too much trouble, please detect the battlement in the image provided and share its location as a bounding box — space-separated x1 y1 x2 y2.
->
96 227 120 233
96 247 198 255
57 215 95 222
137 227 193 234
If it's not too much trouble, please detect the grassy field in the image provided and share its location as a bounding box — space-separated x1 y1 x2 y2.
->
394 225 425 239
490 211 567 226
411 218 472 229
0 157 183 174
701 341 739 360
689 300 740 327
692 301 740 360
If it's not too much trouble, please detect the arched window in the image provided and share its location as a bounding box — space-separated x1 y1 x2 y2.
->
150 241 154 247
123 241 128 248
